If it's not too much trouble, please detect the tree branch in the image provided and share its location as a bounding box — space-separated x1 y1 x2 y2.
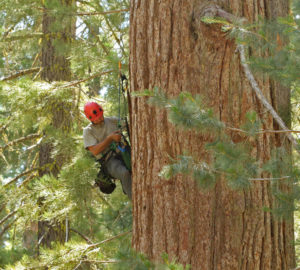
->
0 133 41 151
249 176 291 181
199 4 299 151
237 45 299 149
75 8 129 16
3 167 40 187
0 218 18 239
226 127 300 135
1 67 41 82
85 230 131 251
1 33 43 42
59 70 114 89
0 210 18 226
70 228 93 244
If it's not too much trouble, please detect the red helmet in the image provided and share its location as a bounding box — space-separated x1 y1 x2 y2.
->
84 102 103 122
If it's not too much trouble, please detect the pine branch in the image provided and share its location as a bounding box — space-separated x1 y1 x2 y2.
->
0 133 41 151
0 210 18 226
226 127 300 134
81 259 118 264
1 33 43 42
0 118 12 133
85 230 131 251
59 70 114 89
103 16 127 57
19 174 36 187
82 19 110 55
1 67 41 82
70 228 93 244
75 8 129 16
249 176 291 181
3 167 40 187
0 217 18 239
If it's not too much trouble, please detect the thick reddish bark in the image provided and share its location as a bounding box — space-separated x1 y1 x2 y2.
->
130 1 294 269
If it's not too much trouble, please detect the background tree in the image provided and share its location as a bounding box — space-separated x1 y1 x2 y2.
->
0 0 133 268
37 0 74 250
130 1 295 269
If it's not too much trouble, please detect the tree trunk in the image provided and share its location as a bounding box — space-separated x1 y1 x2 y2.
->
130 1 294 269
41 0 73 82
38 0 74 250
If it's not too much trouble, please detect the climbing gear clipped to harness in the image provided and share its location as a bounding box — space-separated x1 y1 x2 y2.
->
96 169 116 194
118 62 130 141
95 151 116 194
115 61 132 171
110 134 131 172
84 102 103 122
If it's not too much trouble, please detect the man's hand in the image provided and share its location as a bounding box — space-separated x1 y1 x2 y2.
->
109 131 121 142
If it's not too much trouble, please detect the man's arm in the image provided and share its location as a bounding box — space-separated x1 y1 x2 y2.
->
88 131 121 157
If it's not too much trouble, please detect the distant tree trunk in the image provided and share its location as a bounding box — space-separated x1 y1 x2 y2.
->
38 0 74 249
41 0 73 81
130 1 294 269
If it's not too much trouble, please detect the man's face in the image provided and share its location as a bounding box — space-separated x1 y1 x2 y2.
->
93 114 104 125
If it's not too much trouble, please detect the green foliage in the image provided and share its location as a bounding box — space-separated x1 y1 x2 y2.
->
1 0 132 266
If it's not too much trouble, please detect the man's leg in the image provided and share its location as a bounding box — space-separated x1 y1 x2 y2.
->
105 157 132 200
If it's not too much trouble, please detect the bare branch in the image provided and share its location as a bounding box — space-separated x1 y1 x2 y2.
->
237 45 299 150
76 8 129 16
199 4 299 151
0 133 41 151
1 67 41 82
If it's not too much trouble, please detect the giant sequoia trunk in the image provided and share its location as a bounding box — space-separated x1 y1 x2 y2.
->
130 1 294 269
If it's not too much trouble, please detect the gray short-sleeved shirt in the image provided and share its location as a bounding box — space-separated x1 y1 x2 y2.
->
83 117 118 159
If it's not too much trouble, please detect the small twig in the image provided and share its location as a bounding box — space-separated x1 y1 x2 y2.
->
84 230 131 252
18 174 36 187
73 261 83 270
59 70 114 89
4 167 40 187
249 176 291 181
1 67 40 82
226 127 300 134
0 217 18 239
70 228 93 244
1 33 43 42
75 8 129 16
0 210 18 226
81 260 118 264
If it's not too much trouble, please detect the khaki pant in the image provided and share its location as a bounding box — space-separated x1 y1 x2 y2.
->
105 157 132 200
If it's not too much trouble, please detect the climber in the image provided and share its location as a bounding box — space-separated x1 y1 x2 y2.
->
83 101 132 200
